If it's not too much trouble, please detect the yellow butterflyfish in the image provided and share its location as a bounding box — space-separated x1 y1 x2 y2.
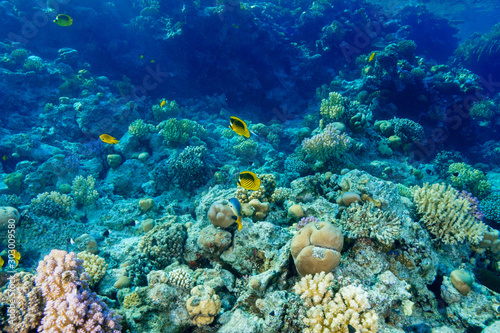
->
238 171 261 191
229 116 251 138
13 250 21 267
368 52 376 62
0 256 3 268
160 100 166 107
54 14 73 27
99 134 119 144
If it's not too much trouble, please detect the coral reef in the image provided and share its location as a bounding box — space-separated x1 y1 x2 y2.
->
302 124 352 163
34 250 121 332
71 175 99 207
412 183 487 245
77 251 107 286
30 191 74 218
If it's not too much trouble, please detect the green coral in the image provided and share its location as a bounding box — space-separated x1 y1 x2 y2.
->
396 184 413 198
233 138 258 159
447 162 491 199
129 119 154 137
23 56 45 73
469 100 496 120
480 192 500 222
30 191 74 218
10 48 29 64
157 118 206 145
71 175 99 207
152 100 180 121
4 172 24 193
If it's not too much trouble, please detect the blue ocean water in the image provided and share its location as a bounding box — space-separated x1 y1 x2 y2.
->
0 0 500 332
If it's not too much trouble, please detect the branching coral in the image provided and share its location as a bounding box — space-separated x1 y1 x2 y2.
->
71 175 99 207
294 274 379 333
302 123 352 162
412 183 487 245
77 251 107 286
320 92 346 123
167 145 210 190
129 119 154 137
30 191 74 218
0 272 43 333
447 162 491 199
157 118 206 145
35 250 121 332
339 202 403 246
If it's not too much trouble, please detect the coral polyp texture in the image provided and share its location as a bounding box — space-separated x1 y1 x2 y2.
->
295 274 379 333
302 123 352 163
412 183 487 245
34 249 121 332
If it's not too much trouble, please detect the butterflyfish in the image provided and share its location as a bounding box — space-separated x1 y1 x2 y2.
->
160 100 166 107
54 14 73 27
229 116 251 138
238 171 261 191
2 155 6 161
12 250 21 267
0 256 3 268
368 52 376 62
228 197 243 231
99 134 119 145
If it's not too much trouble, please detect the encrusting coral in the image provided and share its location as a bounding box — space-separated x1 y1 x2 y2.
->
185 285 221 327
412 183 487 245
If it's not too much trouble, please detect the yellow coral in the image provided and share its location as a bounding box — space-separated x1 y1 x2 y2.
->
293 272 334 308
123 291 142 308
186 285 221 327
77 251 107 286
412 183 487 245
304 285 378 333
320 92 345 123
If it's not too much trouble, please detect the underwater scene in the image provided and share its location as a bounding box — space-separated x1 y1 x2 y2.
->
1 0 500 332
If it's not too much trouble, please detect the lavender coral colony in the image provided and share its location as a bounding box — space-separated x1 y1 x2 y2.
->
1 0 500 332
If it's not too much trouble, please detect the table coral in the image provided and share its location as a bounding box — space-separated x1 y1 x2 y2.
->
412 183 487 245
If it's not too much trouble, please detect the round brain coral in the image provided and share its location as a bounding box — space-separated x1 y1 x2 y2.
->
291 221 344 277
208 200 236 228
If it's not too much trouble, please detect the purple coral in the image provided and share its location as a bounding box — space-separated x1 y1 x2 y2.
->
296 216 319 230
459 190 485 221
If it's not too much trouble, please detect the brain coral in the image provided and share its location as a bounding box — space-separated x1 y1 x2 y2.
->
412 183 487 245
291 221 343 277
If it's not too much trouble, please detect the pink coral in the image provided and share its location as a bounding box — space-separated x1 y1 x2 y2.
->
35 249 121 332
